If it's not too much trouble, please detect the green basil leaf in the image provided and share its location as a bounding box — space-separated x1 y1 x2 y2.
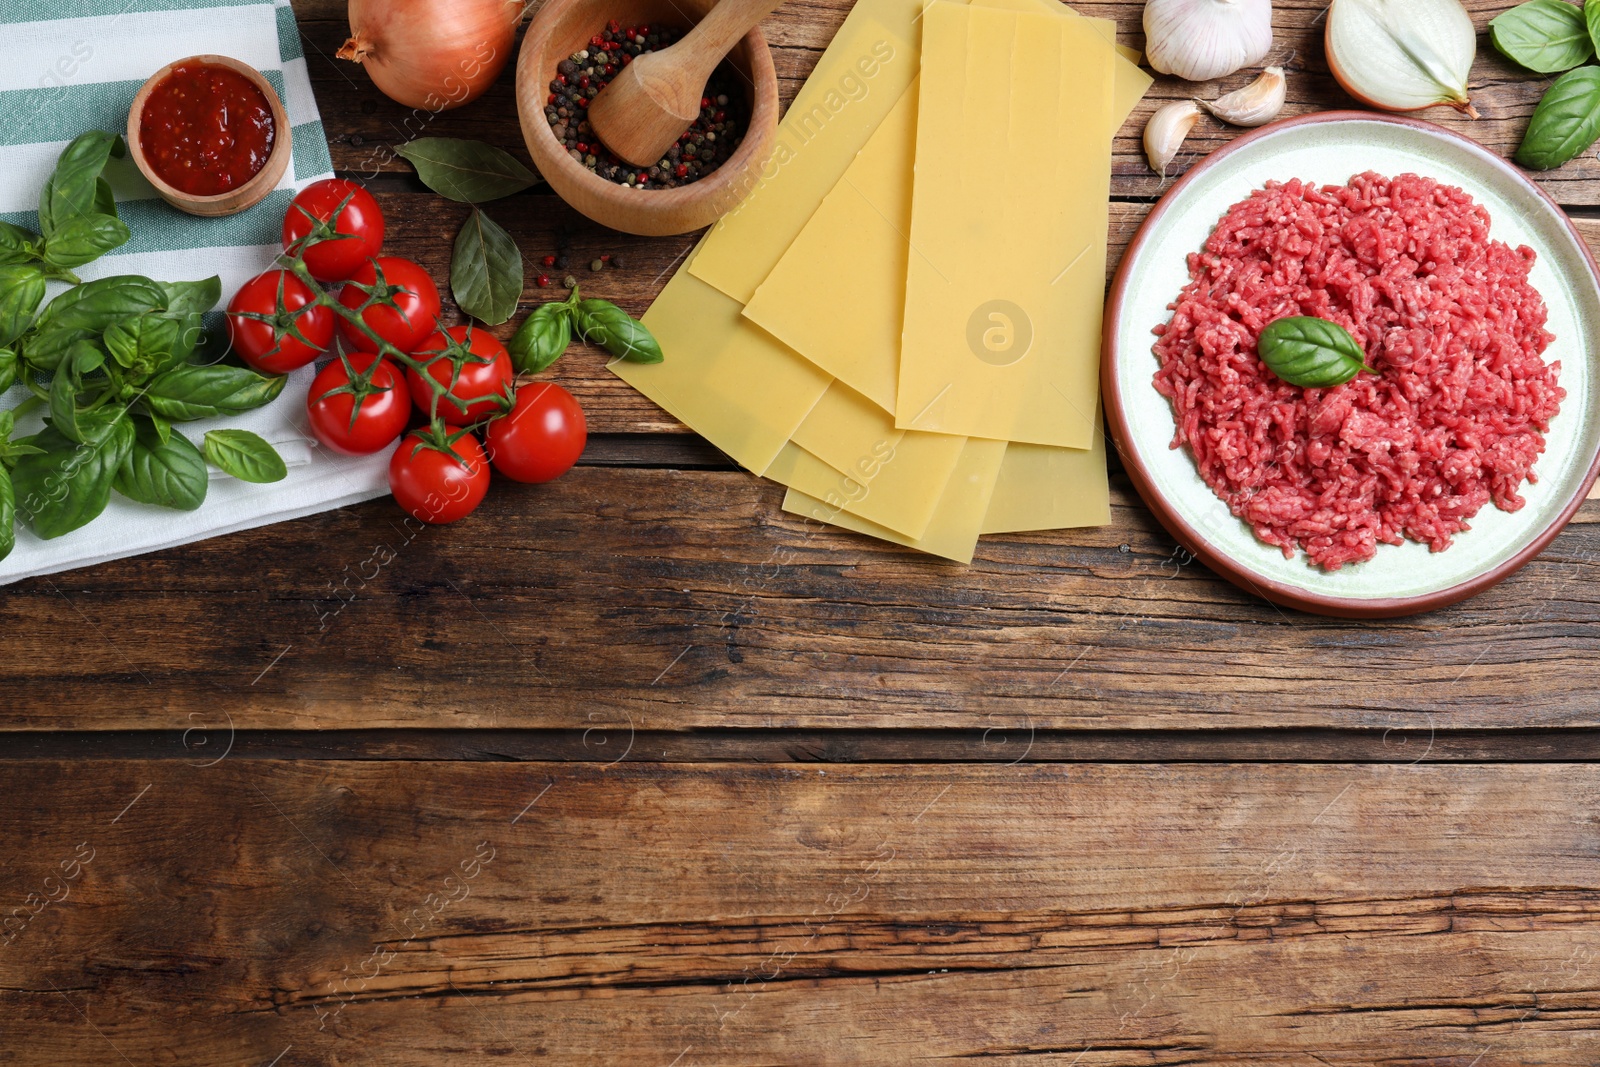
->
50 343 114 446
1257 316 1375 388
158 277 222 318
12 414 134 539
114 419 207 510
1516 66 1600 170
0 409 43 468
144 363 287 421
0 221 40 266
574 299 664 364
1491 0 1594 72
37 275 166 333
93 175 118 219
104 314 181 377
49 343 90 443
508 303 573 374
0 466 14 563
41 212 130 270
39 131 121 240
0 348 16 395
452 208 523 326
202 428 287 483
21 327 92 374
396 138 539 203
156 313 207 376
0 265 45 348
146 411 172 446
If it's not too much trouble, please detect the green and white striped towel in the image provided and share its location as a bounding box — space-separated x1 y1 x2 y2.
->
0 0 389 585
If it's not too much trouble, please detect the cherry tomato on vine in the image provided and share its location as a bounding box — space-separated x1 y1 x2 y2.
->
282 178 386 283
483 382 587 484
337 256 441 355
389 428 490 524
225 269 334 374
406 325 515 423
306 354 412 456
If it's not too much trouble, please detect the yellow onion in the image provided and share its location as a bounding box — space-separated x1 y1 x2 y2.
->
338 0 523 112
1326 0 1479 119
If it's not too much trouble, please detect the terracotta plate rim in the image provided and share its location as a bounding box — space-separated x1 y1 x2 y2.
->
1101 110 1600 619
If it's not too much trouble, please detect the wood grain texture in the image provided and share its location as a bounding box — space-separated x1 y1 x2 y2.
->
291 1 1600 199
3 760 1599 1065
5 4 1596 728
5 463 1600 732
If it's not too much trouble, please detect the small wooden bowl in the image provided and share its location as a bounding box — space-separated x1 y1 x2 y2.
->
516 0 778 236
126 54 292 218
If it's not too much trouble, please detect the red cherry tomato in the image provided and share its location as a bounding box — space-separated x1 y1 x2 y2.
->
306 353 412 456
225 269 334 374
406 325 515 423
389 428 490 524
282 178 386 283
337 256 440 355
483 382 587 484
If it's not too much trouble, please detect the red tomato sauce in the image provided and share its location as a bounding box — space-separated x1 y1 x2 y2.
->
138 62 275 196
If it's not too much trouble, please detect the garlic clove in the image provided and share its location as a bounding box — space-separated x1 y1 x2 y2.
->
1198 66 1287 127
1326 0 1478 118
1144 100 1204 179
1144 0 1274 83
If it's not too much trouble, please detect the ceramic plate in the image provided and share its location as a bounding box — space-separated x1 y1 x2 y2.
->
1103 112 1600 618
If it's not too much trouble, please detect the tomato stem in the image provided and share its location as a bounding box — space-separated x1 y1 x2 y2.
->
278 253 506 440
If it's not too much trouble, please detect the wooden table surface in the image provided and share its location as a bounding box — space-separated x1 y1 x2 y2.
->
5 1 1600 1063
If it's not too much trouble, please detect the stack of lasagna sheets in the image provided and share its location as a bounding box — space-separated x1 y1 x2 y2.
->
612 0 1149 562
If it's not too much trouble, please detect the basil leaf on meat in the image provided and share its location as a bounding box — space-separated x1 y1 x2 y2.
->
1256 316 1375 388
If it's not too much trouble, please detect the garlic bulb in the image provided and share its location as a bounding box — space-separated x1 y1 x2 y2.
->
1326 0 1478 118
1145 100 1203 178
1144 0 1274 82
1199 66 1286 126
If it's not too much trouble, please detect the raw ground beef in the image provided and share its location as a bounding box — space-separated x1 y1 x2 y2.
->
1152 172 1565 571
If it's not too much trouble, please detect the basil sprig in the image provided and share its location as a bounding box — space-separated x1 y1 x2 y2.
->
1497 0 1600 169
508 304 571 375
1256 316 1375 389
508 285 663 375
0 131 290 557
1491 0 1595 73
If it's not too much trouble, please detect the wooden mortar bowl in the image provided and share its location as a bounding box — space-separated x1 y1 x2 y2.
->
516 0 778 236
127 55 291 218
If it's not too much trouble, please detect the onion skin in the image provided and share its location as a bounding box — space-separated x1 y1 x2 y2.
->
338 0 521 112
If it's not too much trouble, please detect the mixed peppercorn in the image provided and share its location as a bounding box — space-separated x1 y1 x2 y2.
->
544 20 748 189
